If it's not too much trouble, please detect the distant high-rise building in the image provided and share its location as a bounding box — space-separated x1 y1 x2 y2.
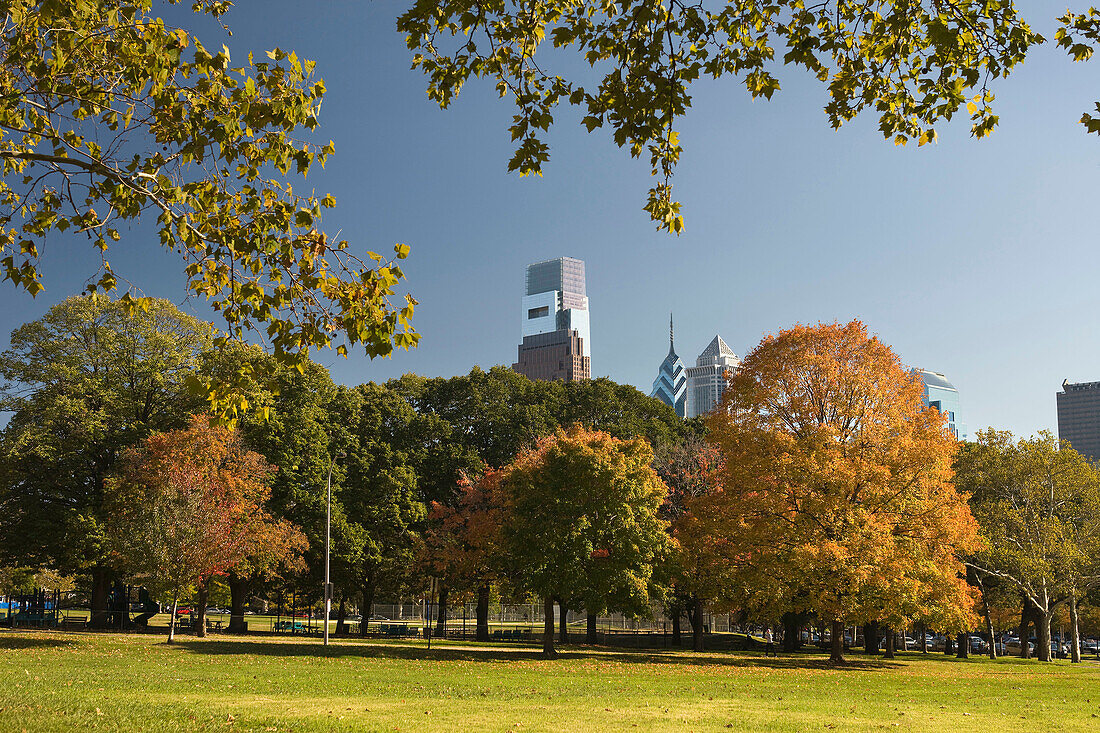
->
651 314 687 418
1057 380 1100 463
913 369 967 441
512 257 591 382
685 335 740 418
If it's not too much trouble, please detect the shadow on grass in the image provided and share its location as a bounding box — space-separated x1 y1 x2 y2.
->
176 638 899 671
0 634 77 651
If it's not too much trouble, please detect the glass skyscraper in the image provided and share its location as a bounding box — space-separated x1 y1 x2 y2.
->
650 315 687 418
513 257 591 381
913 369 967 441
1057 380 1100 463
685 335 740 418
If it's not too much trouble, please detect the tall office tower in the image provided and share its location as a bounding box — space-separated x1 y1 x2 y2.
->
685 335 740 418
512 257 591 382
1057 380 1100 463
913 369 967 441
650 314 687 418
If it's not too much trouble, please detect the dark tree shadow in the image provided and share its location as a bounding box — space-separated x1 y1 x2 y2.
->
0 634 77 651
176 638 899 671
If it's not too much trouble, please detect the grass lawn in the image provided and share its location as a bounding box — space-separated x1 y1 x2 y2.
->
2 631 1099 732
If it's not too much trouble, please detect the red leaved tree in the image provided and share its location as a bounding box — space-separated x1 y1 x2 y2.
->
420 470 507 641
107 415 305 642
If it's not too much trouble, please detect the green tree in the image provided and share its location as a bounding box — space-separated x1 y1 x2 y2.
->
390 367 560 630
561 377 686 451
494 426 670 656
200 342 335 624
0 1 417 415
327 383 429 631
957 430 1100 663
0 295 210 626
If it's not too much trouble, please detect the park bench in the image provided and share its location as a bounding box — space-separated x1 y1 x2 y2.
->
59 614 88 630
491 629 529 642
273 620 306 633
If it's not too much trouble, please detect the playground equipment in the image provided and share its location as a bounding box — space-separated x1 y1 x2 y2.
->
132 587 159 627
7 588 58 628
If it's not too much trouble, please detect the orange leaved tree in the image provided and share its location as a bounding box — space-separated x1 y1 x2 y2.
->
705 321 979 663
420 469 508 641
107 415 305 643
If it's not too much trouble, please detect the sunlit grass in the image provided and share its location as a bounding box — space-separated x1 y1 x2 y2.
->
2 631 1098 731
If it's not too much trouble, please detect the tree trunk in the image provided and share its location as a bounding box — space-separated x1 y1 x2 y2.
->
558 600 568 644
691 597 704 652
883 627 895 659
955 631 969 659
194 583 208 637
944 633 954 655
228 574 248 633
974 575 996 659
1019 600 1032 659
1035 607 1052 662
829 620 845 664
89 568 110 629
167 593 179 645
335 595 347 635
435 584 448 637
781 613 800 652
863 622 880 655
1070 591 1082 664
919 622 928 654
671 612 682 646
586 612 597 644
542 596 556 656
359 581 375 637
476 584 490 642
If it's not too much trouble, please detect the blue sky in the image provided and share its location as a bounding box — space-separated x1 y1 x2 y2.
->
2 2 1098 439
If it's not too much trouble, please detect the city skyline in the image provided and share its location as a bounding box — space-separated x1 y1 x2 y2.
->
0 2 1096 442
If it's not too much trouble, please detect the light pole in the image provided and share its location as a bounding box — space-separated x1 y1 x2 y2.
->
324 450 345 646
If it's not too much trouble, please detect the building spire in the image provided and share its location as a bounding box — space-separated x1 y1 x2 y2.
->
669 312 675 356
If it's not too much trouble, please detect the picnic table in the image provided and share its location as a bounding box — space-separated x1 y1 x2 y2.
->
378 623 418 637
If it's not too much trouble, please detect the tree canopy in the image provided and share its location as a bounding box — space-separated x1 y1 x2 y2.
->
106 414 304 642
399 1 1100 233
493 426 671 655
956 429 1100 662
0 295 210 624
705 320 978 662
0 1 417 416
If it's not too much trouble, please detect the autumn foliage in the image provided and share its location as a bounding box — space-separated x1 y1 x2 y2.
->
107 415 306 641
703 321 979 661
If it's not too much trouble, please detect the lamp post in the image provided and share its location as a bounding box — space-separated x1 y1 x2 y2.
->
324 450 345 646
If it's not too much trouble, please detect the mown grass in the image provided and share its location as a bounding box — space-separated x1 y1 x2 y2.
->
1 631 1098 732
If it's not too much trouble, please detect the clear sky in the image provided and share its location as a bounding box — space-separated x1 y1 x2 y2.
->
2 2 1098 439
